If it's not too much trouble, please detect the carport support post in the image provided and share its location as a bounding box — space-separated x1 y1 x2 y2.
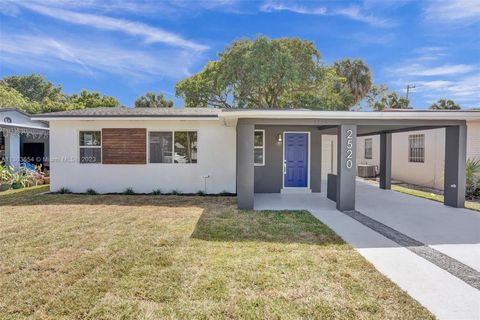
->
379 132 392 190
336 125 357 211
236 123 255 209
444 125 467 208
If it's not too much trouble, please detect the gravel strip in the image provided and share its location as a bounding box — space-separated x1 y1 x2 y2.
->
343 210 480 291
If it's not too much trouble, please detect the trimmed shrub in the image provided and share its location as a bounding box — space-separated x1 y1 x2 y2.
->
86 188 98 195
124 187 135 195
58 187 72 194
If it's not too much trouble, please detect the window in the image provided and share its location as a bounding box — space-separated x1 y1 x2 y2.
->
254 130 265 166
79 131 101 163
174 131 197 163
149 132 172 163
364 138 372 159
149 131 197 164
408 134 425 163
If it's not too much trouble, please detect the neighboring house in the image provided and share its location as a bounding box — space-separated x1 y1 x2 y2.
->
32 108 480 211
0 108 50 168
356 120 480 190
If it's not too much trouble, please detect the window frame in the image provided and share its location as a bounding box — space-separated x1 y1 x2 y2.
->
408 134 425 163
254 129 265 166
78 130 102 164
148 130 198 164
364 138 373 160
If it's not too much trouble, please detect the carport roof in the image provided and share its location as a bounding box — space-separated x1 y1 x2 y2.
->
31 107 480 123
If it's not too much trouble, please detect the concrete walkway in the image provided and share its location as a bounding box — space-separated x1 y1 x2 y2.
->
254 181 480 320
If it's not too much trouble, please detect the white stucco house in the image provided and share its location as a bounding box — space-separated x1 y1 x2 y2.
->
0 108 50 169
32 107 480 211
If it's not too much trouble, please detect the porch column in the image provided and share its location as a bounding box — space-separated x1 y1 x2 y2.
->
379 132 392 190
444 125 467 208
236 123 255 209
5 133 20 167
336 125 357 211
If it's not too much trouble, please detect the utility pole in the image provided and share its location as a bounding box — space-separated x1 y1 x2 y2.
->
406 84 415 100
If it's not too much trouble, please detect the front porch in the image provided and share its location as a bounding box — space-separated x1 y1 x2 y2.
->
0 109 50 169
236 117 467 211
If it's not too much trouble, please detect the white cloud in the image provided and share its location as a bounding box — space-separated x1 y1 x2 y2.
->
394 63 477 77
14 2 208 51
333 6 392 27
0 33 201 79
414 76 480 103
260 2 327 15
260 1 393 27
424 0 480 24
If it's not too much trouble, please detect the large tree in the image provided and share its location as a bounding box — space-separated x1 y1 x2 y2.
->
69 90 120 109
334 59 372 107
175 36 352 110
1 74 65 105
0 85 37 112
134 92 174 108
429 98 461 110
1 74 120 113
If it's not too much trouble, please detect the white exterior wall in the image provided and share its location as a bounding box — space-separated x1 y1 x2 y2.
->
49 120 237 194
467 121 480 159
321 135 337 180
0 110 48 128
391 129 445 189
356 135 380 167
354 120 480 190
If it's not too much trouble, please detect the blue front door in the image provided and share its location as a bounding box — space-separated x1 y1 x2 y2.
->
284 133 308 188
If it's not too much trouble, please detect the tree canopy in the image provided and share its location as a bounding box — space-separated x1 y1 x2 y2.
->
134 92 174 108
176 36 357 110
429 98 461 110
69 90 120 109
1 74 64 104
368 89 410 111
334 59 372 107
0 74 119 113
0 85 34 111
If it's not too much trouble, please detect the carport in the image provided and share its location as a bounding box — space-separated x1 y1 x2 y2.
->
221 109 479 211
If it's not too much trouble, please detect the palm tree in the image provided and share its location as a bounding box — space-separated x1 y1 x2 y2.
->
334 59 372 106
466 157 480 198
429 99 461 110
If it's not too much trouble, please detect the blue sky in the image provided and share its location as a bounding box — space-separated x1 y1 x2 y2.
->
1 0 479 109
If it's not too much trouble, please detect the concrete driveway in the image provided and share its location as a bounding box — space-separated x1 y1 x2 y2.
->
255 181 480 320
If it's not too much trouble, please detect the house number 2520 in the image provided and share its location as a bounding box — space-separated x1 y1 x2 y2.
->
345 129 353 169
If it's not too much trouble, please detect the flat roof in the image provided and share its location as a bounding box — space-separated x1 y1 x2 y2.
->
220 109 480 121
31 107 220 119
31 107 480 122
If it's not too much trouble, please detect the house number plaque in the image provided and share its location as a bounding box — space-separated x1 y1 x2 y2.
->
345 129 353 169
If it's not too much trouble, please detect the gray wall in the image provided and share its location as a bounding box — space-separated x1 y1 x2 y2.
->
254 126 322 193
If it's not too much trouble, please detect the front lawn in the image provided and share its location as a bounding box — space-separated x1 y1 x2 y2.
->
0 187 433 319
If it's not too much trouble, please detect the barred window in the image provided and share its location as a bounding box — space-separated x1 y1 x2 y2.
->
364 138 372 159
408 134 425 163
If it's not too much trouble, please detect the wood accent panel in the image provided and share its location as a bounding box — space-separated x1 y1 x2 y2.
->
102 128 146 164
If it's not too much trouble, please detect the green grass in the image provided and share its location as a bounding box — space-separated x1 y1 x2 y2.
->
0 188 433 319
391 185 480 212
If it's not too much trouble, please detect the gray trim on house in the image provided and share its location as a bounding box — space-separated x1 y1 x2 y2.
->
254 125 322 193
